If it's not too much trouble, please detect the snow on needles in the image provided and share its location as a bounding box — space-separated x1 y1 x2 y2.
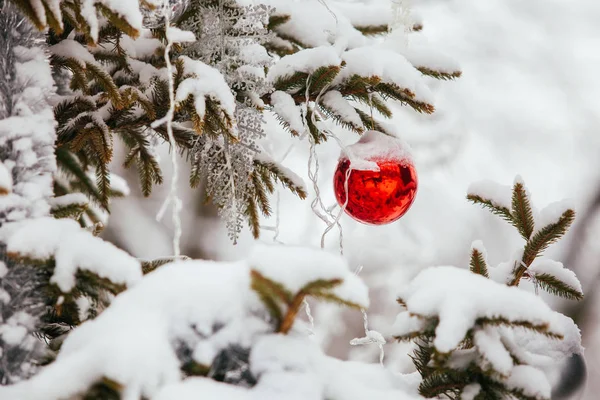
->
0 217 141 292
467 180 512 210
334 47 434 105
248 243 369 308
154 334 422 400
270 91 304 134
529 259 583 293
176 56 236 122
393 266 569 353
267 46 342 84
341 130 414 171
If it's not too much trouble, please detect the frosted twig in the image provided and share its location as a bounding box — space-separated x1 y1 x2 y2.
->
152 2 182 257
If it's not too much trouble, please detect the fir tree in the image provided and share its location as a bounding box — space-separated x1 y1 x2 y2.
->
0 0 585 399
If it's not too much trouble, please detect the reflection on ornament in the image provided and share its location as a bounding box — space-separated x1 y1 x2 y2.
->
142 0 190 29
333 131 418 225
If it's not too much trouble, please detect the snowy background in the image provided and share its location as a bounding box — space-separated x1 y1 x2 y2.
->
102 0 600 397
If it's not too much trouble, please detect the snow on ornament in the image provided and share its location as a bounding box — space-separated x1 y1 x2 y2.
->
142 0 190 28
333 130 418 225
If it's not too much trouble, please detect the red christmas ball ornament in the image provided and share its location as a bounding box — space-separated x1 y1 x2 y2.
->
333 130 418 225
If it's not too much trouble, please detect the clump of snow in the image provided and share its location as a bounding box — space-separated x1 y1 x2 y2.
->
109 173 131 196
0 161 13 194
467 180 512 210
166 27 196 43
0 244 381 399
254 151 307 194
393 266 569 353
529 259 582 293
263 0 366 50
470 240 488 259
270 91 304 134
535 199 574 230
391 312 427 336
176 56 236 121
117 34 163 59
248 243 369 308
267 46 341 84
0 217 141 292
341 130 414 171
460 383 481 400
49 40 96 68
333 47 433 105
382 31 461 76
505 365 551 399
0 260 258 400
334 1 391 28
321 90 363 129
239 44 271 66
473 327 513 375
48 193 88 209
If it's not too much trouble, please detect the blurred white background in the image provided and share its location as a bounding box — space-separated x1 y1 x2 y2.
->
103 0 600 397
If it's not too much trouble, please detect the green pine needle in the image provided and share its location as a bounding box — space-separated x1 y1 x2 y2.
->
469 248 489 278
467 194 514 224
511 181 535 240
533 273 583 301
522 209 575 266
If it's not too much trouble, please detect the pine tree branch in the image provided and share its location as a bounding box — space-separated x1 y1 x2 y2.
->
467 194 514 224
511 181 535 240
532 273 583 301
511 209 575 286
469 248 489 278
417 66 462 81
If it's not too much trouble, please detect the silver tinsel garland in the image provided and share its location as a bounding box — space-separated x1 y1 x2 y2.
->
0 0 57 383
182 0 273 240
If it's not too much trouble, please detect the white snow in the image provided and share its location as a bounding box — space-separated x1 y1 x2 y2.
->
382 31 461 76
176 56 236 121
529 259 582 293
166 27 196 43
505 365 551 399
391 312 427 337
333 47 434 105
0 325 27 346
48 193 88 209
49 40 96 68
0 161 12 194
117 35 163 59
393 266 569 353
248 243 369 308
262 0 366 50
239 44 271 66
460 383 481 400
473 327 513 375
341 130 414 171
0 261 7 278
470 240 488 260
267 46 342 85
109 173 131 196
0 217 141 292
467 180 512 210
321 90 363 130
334 1 391 29
270 91 304 134
0 260 256 400
535 198 574 230
254 151 307 195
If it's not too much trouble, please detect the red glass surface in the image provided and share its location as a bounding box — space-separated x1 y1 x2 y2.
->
333 158 418 225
